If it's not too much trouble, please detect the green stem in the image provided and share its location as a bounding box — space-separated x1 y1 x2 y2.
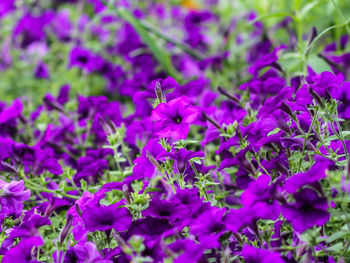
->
190 160 209 201
312 245 318 263
253 152 269 175
20 171 80 200
314 150 344 168
121 142 133 167
164 170 176 194
331 0 350 36
135 20 205 60
304 19 350 57
330 121 348 159
302 107 319 155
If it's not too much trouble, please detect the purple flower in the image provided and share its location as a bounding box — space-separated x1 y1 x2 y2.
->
82 202 132 232
13 11 54 48
50 10 72 41
170 189 203 215
284 161 330 193
22 146 63 175
257 86 293 118
9 214 51 240
0 179 30 217
241 174 281 220
0 98 23 124
34 61 50 79
74 148 113 185
0 0 15 18
248 46 285 76
133 138 166 179
184 11 213 51
142 198 186 223
282 188 330 232
123 216 172 247
167 78 209 100
2 237 44 263
67 191 94 241
127 216 172 237
168 239 205 263
64 242 112 263
190 207 227 248
240 245 285 263
151 96 199 140
126 117 156 146
69 47 103 73
225 200 281 233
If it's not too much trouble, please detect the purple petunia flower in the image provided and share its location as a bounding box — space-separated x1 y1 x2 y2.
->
0 179 30 217
0 0 15 19
142 198 186 223
34 61 50 79
168 239 205 263
0 98 23 124
69 46 103 74
133 138 166 179
81 202 132 232
283 188 330 232
151 96 199 140
8 214 51 244
22 146 63 175
240 245 285 263
190 207 227 248
240 174 282 220
2 236 44 263
284 161 331 193
74 148 113 185
64 241 112 263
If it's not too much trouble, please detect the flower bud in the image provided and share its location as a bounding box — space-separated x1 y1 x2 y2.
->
60 214 73 245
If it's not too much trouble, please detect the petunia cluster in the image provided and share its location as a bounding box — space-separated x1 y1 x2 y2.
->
1 0 350 263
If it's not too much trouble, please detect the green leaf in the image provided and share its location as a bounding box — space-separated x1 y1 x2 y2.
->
299 0 328 19
327 242 343 253
324 131 350 142
307 54 332 73
267 128 281 136
327 231 349 243
250 12 296 23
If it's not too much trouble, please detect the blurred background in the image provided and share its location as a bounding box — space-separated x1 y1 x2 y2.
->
0 0 350 106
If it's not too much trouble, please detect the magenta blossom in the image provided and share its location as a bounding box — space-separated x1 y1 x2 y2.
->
151 96 199 140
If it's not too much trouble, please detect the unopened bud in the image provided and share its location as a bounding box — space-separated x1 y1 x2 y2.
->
75 203 83 218
202 112 221 130
307 27 317 47
99 116 117 137
146 151 162 170
236 125 243 141
280 102 293 117
122 184 131 204
218 86 241 105
60 214 73 245
155 81 165 103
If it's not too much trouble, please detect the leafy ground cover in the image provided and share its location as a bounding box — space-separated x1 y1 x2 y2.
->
1 0 350 262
